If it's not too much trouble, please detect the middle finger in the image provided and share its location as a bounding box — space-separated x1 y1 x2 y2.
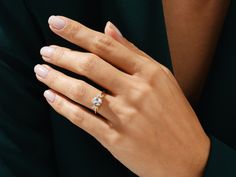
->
48 16 148 74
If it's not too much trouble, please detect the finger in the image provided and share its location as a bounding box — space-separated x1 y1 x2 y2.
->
104 21 156 63
34 64 116 121
50 45 72 51
105 23 176 86
40 45 130 93
43 89 113 145
48 15 148 74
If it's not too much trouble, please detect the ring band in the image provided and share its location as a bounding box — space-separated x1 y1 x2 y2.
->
91 91 105 114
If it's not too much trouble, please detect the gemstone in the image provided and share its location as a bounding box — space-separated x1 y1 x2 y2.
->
92 96 102 106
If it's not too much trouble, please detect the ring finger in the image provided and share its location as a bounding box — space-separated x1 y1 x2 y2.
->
34 64 117 122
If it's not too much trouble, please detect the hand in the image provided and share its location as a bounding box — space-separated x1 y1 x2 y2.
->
34 16 210 177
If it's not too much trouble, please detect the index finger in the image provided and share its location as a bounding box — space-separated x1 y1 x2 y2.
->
48 15 148 74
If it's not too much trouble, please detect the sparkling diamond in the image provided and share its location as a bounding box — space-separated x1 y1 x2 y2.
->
92 96 102 106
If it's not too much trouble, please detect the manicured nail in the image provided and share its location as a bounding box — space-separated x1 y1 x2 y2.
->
48 15 66 30
40 46 55 58
34 64 49 78
44 90 56 103
107 21 123 37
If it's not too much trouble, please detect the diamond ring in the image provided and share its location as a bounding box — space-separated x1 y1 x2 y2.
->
91 91 105 114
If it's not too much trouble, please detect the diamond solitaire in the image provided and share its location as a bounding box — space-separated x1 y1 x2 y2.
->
91 91 105 114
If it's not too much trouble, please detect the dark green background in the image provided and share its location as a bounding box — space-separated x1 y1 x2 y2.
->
0 0 235 176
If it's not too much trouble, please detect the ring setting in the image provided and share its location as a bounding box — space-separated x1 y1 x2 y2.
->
92 91 105 114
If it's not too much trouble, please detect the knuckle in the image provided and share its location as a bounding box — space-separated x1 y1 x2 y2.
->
129 83 152 103
160 64 173 76
92 35 113 54
109 98 125 117
65 21 82 40
87 53 98 61
151 65 163 77
71 108 85 126
47 71 59 87
110 97 138 125
73 80 87 101
54 95 64 111
144 65 165 84
104 131 122 147
79 54 97 74
53 47 66 62
119 108 138 126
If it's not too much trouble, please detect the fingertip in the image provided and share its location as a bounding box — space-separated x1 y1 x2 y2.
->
107 21 123 37
44 89 56 103
104 21 112 35
40 46 55 58
33 64 40 73
48 15 67 30
48 15 55 23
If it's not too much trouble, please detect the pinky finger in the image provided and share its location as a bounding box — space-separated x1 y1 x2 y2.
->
43 89 113 144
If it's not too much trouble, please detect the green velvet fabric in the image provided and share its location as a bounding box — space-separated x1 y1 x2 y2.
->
0 0 235 177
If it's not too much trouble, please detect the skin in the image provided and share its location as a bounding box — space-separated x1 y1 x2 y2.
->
34 16 210 177
163 0 230 104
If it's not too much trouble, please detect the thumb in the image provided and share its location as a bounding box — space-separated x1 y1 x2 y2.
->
104 21 152 59
104 21 123 41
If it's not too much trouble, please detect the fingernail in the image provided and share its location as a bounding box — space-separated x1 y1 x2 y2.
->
40 46 55 58
44 90 56 103
34 64 49 78
107 21 123 37
48 15 66 30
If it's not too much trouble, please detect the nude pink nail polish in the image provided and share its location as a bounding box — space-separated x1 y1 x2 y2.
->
44 90 56 103
34 65 49 78
48 16 66 30
107 21 123 37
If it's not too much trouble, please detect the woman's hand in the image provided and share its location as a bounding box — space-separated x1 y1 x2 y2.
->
34 16 210 177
